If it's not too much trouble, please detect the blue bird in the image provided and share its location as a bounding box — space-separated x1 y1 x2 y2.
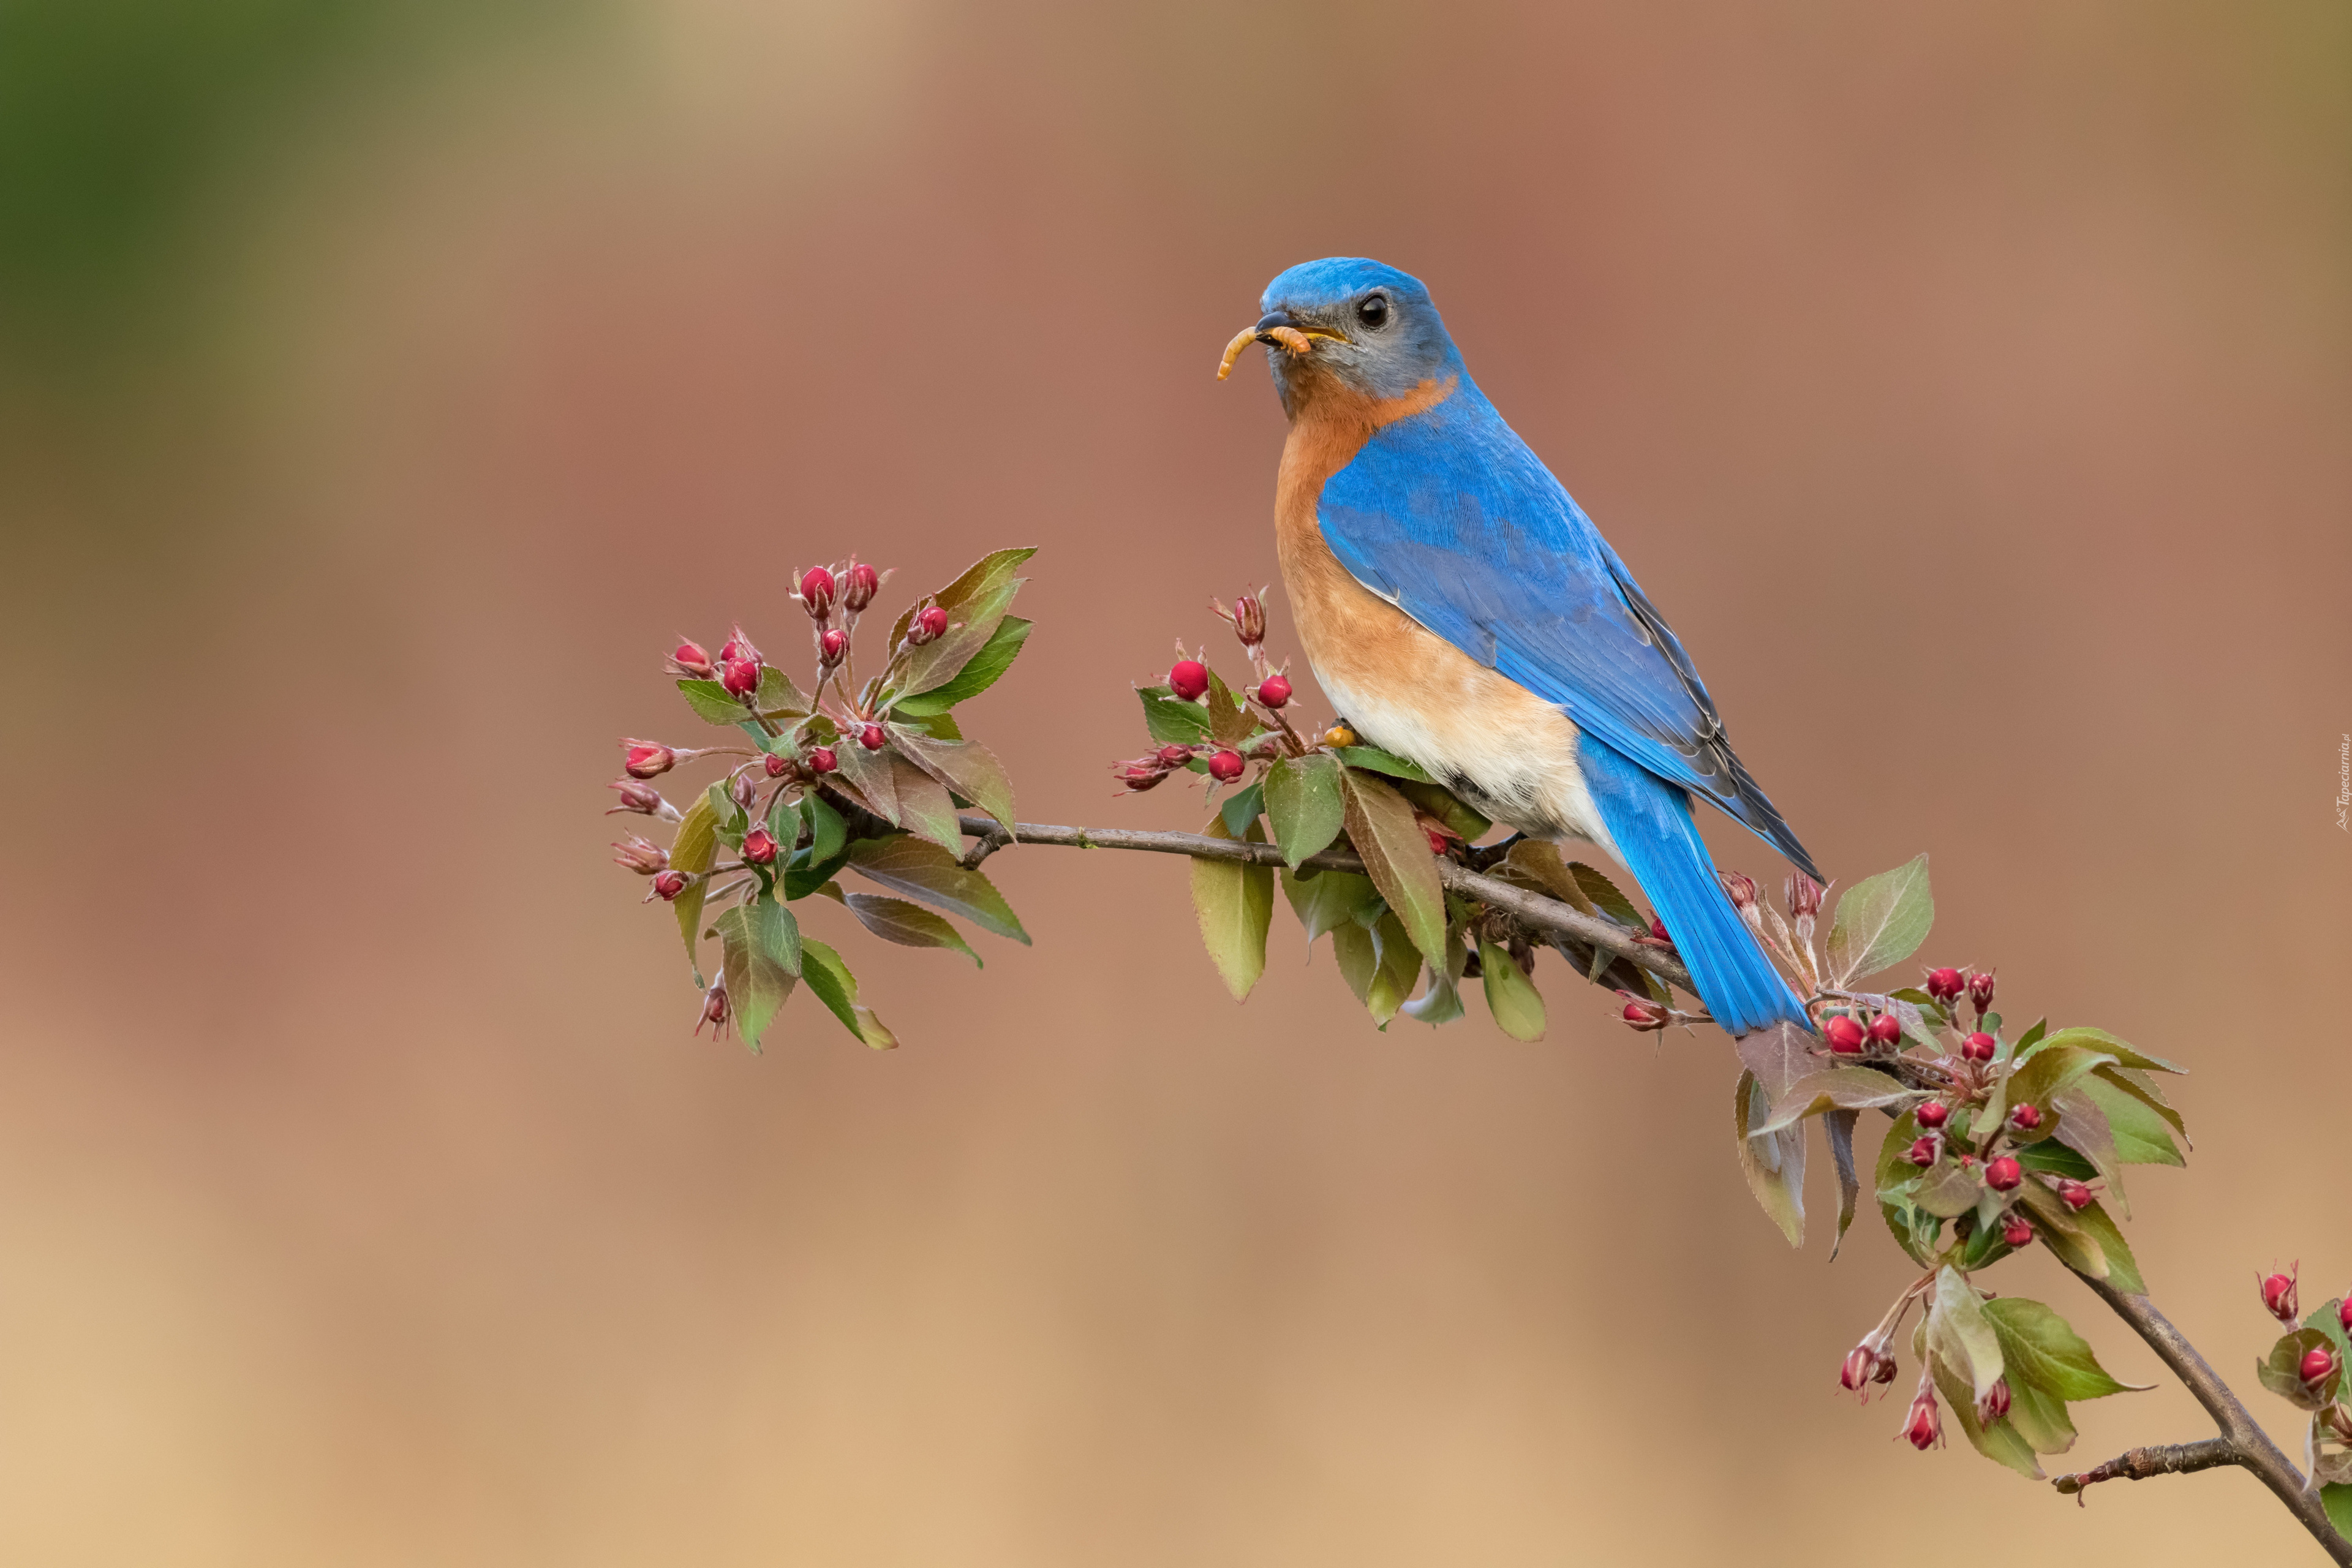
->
1218 257 1816 1036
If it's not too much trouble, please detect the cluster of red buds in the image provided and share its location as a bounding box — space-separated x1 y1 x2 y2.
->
1923 964 1996 1022
1115 601 1326 797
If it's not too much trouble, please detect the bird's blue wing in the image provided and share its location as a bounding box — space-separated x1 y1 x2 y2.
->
1316 382 1817 878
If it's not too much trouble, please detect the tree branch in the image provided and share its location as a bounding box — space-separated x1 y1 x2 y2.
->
2053 1436 2242 1499
954 815 1696 996
2069 1271 2351 1562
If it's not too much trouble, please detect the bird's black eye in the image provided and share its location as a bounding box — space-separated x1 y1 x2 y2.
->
1356 293 1390 330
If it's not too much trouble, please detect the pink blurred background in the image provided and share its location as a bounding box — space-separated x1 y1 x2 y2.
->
0 1 2346 1561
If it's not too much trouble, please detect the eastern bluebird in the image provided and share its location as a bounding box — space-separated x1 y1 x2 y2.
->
1219 257 1815 1035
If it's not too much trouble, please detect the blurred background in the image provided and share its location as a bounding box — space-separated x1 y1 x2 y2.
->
1 0 2346 1562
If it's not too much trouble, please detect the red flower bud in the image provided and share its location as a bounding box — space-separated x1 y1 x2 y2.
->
842 560 881 612
719 625 762 667
2002 1216 2034 1248
1901 1386 1943 1450
742 826 778 865
799 566 836 617
730 773 756 810
1618 993 1670 1032
820 628 849 666
608 778 665 815
695 979 731 1036
1824 1015 1868 1054
805 746 838 774
1718 871 1758 911
611 835 669 875
1867 1012 1903 1046
1787 872 1824 920
1967 969 1996 1014
1425 827 1449 855
652 869 688 900
1925 967 1966 1003
2056 1178 2094 1211
1207 749 1245 783
668 639 715 679
2262 1268 2300 1324
1961 1031 1997 1063
1915 1100 1950 1129
1156 744 1195 766
1978 1378 2012 1424
1169 660 1210 701
1872 1352 1900 1386
857 723 886 751
763 752 794 778
1256 673 1293 708
622 740 677 779
2008 1102 2042 1132
2340 1296 2351 1335
916 604 951 641
1648 916 1670 943
720 657 761 697
1840 1344 1876 1393
1232 594 1267 646
1985 1156 2022 1192
2303 1348 2337 1385
1907 1136 1940 1168
1114 758 1169 793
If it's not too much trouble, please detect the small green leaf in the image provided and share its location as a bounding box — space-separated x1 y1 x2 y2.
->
1874 1109 1939 1266
892 616 1030 715
1219 780 1265 837
1752 1065 1917 1134
1567 862 1646 931
1191 815 1274 1001
2068 1198 2144 1294
1823 853 1934 986
1932 1267 2007 1403
1928 1338 2044 1479
1401 926 1469 1025
833 737 899 826
1262 753 1346 869
888 546 1036 646
1983 1297 2147 1402
2016 1182 2109 1281
1137 685 1213 744
2094 1064 2190 1145
1366 910 1420 1024
1281 866 1381 945
1201 668 1256 747
714 895 801 1050
1735 1069 1806 1248
888 753 963 852
888 726 1017 835
1988 1043 2117 1135
844 893 981 965
1735 1017 1819 1106
2033 1026 2184 1075
1478 941 1545 1041
2323 1484 2352 1543
804 793 846 867
2259 1327 2343 1410
2000 1371 2079 1457
1340 769 1447 967
897 575 1026 696
753 663 812 719
1332 745 1433 783
1494 841 1599 915
1392 777 1489 842
677 678 753 725
797 938 898 1049
845 835 1029 943
669 794 720 965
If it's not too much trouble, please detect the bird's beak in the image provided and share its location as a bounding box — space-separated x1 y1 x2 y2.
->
1216 309 1351 381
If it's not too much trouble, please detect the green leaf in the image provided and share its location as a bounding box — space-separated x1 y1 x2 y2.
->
2000 1371 2079 1457
887 726 1017 835
1281 866 1381 945
1823 853 1934 987
1735 1018 1819 1107
845 835 1029 943
899 576 1025 697
1392 777 1489 842
1983 1297 2147 1402
1137 685 1213 744
1735 1069 1806 1248
892 616 1030 715
1400 938 1466 1025
1332 745 1433 783
1825 1107 1862 1259
1263 753 1346 869
1753 1065 1917 1134
2096 1065 2190 1144
1874 1109 1939 1266
1495 841 1599 915
1928 1336 2044 1479
888 546 1036 647
888 753 963 852
1478 940 1546 1041
1568 862 1646 931
1191 815 1275 1001
1365 910 1421 1025
2323 1485 2352 1543
1219 780 1265 837
804 793 847 868
2017 1140 2098 1180
2259 1327 2343 1410
677 678 753 725
1988 1043 2118 1136
1340 769 1448 967
753 663 812 719
796 937 898 1049
2033 1026 2184 1075
2016 1182 2109 1280
669 794 720 967
1932 1267 2007 1404
714 895 801 1050
2049 1088 2130 1215
2079 1075 2185 1166
1201 668 1256 748
844 893 981 965
2069 1198 2144 1294
832 737 899 826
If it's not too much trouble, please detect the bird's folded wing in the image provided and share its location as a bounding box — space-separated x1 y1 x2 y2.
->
1316 398 1817 877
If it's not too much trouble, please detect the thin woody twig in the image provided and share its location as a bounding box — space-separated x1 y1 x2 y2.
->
2054 1436 2242 1501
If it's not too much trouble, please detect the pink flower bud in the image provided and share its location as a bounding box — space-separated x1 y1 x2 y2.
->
2304 1348 2337 1386
668 639 715 678
1978 1379 2011 1425
1156 744 1195 766
695 980 729 1036
1256 673 1292 708
916 605 951 641
622 740 677 779
1717 871 1758 911
608 778 665 815
1924 967 1966 1003
1425 827 1449 855
2262 1268 2301 1324
1787 872 1824 920
763 752 795 778
720 625 762 667
805 746 838 774
857 723 886 751
1901 1386 1943 1450
652 869 688 900
611 835 669 875
2056 1178 2094 1212
1840 1345 1877 1393
2002 1216 2034 1248
820 628 849 666
742 826 778 865
2008 1102 2041 1132
730 774 756 810
1967 969 1996 1014
1618 993 1670 1033
1207 749 1245 783
799 567 836 617
1907 1136 1940 1168
1961 1031 1997 1063
842 560 881 612
1985 1156 2022 1192
1867 1013 1902 1046
1114 758 1169 793
1232 594 1267 646
1915 1100 1950 1129
1824 1015 1867 1054
1169 660 1210 701
720 657 761 697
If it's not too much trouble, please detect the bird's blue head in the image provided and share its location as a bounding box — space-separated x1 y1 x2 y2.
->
1217 257 1463 417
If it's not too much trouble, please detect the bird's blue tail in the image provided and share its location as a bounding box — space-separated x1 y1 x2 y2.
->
1579 736 1807 1036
